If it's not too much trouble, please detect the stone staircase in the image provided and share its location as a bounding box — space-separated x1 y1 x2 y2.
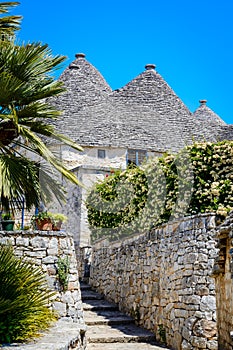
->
80 282 170 350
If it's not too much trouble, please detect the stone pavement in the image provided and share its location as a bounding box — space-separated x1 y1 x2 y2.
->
80 282 170 350
1 319 86 350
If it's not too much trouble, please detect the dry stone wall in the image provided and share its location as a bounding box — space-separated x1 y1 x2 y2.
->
213 212 233 349
0 229 86 350
89 214 218 350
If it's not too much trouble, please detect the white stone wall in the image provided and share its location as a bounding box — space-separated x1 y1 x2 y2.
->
62 145 127 170
0 229 84 324
89 214 218 350
49 145 126 247
63 167 107 247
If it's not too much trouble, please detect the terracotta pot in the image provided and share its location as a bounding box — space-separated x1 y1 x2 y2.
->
35 218 53 231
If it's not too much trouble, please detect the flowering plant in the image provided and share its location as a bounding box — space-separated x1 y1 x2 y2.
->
87 140 233 241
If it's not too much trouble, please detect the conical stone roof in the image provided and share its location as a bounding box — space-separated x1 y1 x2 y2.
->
218 124 233 141
50 53 111 114
68 101 183 151
50 55 224 152
111 64 192 116
108 64 219 149
193 100 226 126
192 100 228 142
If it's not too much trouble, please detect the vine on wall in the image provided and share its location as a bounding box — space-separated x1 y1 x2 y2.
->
57 256 70 292
87 140 233 241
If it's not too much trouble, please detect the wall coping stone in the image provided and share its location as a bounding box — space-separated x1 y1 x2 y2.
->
93 213 216 249
72 164 112 172
0 230 71 237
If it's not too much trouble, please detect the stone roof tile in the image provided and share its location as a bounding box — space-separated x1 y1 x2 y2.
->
218 125 233 141
49 55 226 152
193 100 226 126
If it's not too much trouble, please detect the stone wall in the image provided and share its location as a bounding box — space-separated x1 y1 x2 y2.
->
89 214 218 350
213 212 233 349
0 229 86 350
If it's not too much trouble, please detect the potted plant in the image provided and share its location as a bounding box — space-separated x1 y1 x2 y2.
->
31 211 53 231
48 212 68 231
31 211 68 231
1 212 15 231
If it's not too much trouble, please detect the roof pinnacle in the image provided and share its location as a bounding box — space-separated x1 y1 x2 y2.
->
199 99 207 105
145 64 156 71
75 53 86 59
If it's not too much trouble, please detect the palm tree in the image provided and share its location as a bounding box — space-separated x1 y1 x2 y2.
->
0 2 21 39
0 244 57 343
0 2 83 210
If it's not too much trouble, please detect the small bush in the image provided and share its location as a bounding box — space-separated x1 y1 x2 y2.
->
87 167 148 241
0 245 56 344
57 256 70 292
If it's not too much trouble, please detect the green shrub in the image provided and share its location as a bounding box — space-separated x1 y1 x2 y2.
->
0 245 56 344
57 256 70 292
87 140 233 241
87 167 148 241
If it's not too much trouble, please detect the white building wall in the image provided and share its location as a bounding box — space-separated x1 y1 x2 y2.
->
60 146 127 247
61 146 127 170
49 144 161 247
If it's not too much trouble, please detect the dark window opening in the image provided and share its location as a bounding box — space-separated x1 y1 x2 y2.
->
98 149 106 159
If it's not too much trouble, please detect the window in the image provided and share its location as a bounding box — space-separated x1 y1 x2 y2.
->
127 149 147 166
98 149 106 159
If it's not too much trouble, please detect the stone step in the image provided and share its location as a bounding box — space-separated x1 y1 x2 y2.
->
84 309 134 325
87 342 169 350
82 299 119 311
80 282 92 291
81 290 104 300
82 284 170 349
86 324 156 343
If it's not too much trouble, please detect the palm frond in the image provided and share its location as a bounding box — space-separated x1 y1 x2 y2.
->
0 31 82 207
17 103 62 120
0 154 41 209
0 2 20 14
0 2 21 38
52 132 83 152
17 125 80 185
0 244 56 343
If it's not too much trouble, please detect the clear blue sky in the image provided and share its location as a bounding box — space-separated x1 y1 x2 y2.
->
13 0 233 124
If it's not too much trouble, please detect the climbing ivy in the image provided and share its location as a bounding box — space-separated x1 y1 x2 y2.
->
57 256 70 292
87 140 233 241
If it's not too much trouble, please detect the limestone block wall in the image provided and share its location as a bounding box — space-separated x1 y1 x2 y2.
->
213 212 233 349
89 214 218 350
0 229 85 324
